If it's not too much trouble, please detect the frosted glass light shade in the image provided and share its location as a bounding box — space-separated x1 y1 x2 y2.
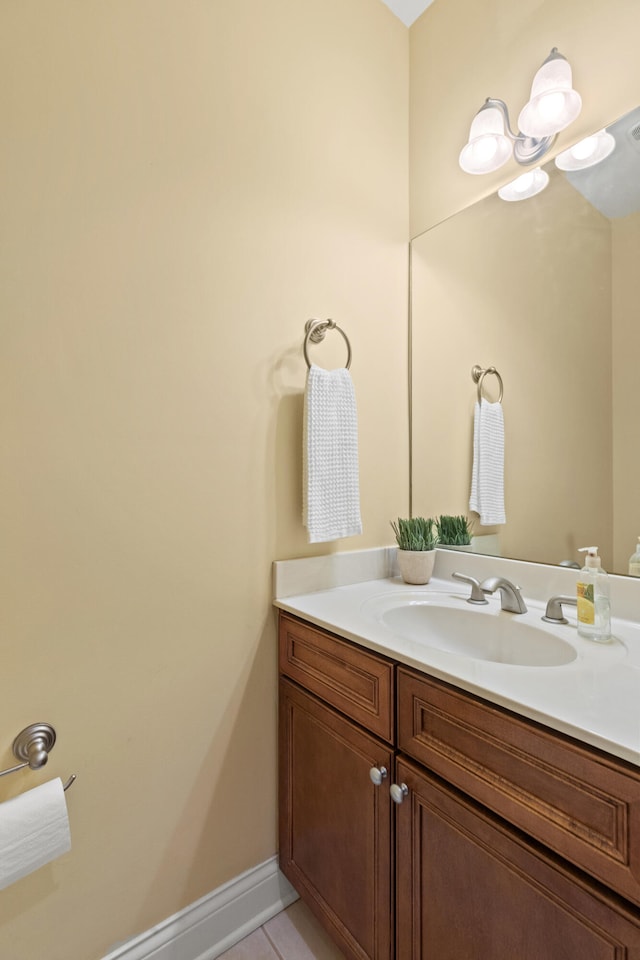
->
518 53 582 138
554 129 616 171
498 167 549 202
459 106 512 174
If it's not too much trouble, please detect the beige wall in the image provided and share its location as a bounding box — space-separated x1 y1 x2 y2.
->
612 210 640 573
410 0 640 234
0 2 409 957
411 173 613 568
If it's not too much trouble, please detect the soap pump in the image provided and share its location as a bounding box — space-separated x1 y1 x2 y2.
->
629 538 640 577
576 546 611 643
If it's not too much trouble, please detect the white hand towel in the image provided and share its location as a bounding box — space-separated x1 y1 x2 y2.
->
303 364 362 543
469 398 506 525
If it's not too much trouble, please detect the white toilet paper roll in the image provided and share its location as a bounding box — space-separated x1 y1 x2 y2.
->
0 777 71 890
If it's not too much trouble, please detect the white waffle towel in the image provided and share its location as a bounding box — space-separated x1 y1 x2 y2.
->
303 364 362 543
469 398 506 525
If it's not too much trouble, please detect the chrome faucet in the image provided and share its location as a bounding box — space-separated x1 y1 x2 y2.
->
480 577 528 614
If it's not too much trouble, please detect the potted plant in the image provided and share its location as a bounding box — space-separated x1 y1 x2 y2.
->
435 514 474 551
391 516 437 584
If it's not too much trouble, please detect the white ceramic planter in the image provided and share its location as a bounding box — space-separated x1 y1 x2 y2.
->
397 549 436 585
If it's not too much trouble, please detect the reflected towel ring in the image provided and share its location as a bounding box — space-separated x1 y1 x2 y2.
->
303 319 352 370
471 364 504 403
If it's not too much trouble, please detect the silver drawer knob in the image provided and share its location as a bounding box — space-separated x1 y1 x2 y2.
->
390 782 409 804
369 765 388 786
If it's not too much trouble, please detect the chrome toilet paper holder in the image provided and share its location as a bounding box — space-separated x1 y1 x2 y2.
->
0 723 76 791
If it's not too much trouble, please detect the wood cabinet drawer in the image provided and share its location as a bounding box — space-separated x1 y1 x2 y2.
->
398 667 640 907
279 613 394 743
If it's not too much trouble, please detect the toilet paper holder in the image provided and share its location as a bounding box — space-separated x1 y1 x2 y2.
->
0 723 76 791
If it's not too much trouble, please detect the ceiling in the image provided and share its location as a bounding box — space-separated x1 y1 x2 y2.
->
380 0 434 27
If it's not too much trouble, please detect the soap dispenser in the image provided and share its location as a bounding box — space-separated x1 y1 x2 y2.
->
629 538 640 577
576 547 611 643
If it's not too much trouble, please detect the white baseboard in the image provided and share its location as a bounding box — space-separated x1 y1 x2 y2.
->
102 856 299 960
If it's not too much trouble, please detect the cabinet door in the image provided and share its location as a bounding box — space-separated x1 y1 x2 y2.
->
279 678 394 960
395 757 640 960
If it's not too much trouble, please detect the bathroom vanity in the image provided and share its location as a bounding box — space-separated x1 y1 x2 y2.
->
275 555 640 959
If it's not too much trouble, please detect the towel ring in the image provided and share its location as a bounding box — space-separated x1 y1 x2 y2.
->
303 319 352 370
471 364 503 403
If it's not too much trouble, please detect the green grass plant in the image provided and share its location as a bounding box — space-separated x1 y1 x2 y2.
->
391 516 436 552
435 514 473 546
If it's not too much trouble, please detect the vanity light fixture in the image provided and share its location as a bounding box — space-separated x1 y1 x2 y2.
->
554 129 616 171
459 48 582 175
498 167 549 202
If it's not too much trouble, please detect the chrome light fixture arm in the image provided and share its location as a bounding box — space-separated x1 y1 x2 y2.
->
484 97 557 166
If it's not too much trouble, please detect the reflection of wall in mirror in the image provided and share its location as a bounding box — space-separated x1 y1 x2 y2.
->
613 210 640 573
408 0 640 577
411 172 616 570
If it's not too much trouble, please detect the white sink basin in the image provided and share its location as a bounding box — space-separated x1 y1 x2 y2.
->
363 593 577 667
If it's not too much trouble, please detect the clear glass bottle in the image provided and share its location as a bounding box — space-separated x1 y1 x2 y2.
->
576 546 611 643
629 538 640 577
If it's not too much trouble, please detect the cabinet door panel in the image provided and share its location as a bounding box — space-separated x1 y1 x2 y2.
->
395 757 640 960
279 679 394 960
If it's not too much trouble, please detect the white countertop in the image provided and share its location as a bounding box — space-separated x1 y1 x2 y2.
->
275 574 640 767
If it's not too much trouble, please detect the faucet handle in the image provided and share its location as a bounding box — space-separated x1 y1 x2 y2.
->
542 595 577 624
452 572 489 605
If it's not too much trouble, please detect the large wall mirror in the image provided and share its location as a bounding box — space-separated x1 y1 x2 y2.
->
411 105 640 576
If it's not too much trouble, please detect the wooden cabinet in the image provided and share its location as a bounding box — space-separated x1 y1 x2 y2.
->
278 612 640 959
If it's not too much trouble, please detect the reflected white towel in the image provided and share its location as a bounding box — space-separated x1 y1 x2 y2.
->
469 399 506 525
303 364 362 543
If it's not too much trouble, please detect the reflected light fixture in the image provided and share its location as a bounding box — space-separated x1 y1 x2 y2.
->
498 167 549 202
459 48 582 175
554 129 616 171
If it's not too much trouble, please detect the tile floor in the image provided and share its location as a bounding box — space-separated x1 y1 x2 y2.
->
218 899 346 960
